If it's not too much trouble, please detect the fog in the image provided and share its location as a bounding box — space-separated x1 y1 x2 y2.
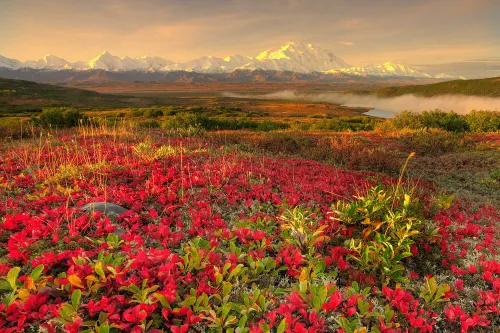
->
222 91 500 117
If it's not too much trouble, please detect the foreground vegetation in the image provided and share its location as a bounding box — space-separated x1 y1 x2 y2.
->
0 122 499 332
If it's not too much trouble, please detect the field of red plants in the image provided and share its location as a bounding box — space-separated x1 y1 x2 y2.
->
0 130 499 333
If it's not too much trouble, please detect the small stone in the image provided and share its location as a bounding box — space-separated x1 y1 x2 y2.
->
79 202 128 217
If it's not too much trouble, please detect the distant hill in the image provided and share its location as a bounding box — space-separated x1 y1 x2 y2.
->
0 77 136 113
368 77 500 97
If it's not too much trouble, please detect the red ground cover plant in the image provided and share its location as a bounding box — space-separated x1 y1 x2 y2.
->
0 132 498 332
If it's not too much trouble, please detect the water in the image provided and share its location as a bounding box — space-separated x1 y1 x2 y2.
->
363 109 396 118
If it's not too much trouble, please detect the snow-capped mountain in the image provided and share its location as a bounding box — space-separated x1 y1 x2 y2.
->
23 55 72 69
224 54 253 68
163 56 229 73
338 61 431 78
1 54 72 70
250 41 351 72
0 42 351 73
434 73 467 80
88 51 174 70
0 55 22 69
0 42 461 79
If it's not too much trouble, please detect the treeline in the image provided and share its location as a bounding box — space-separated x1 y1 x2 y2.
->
381 110 500 133
162 112 289 132
16 107 500 134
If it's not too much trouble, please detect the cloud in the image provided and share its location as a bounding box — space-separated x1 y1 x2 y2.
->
339 41 354 46
222 91 500 116
412 59 500 79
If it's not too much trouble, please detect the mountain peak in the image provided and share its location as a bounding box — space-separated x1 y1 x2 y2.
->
0 42 454 78
283 41 306 47
341 61 431 78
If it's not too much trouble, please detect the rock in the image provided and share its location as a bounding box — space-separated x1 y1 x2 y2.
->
111 225 127 237
79 202 129 236
79 202 128 217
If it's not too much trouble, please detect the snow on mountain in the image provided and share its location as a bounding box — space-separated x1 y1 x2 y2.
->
0 42 352 73
0 42 461 79
71 61 92 70
435 72 467 80
139 55 175 69
252 41 351 72
88 51 124 70
0 56 22 69
339 61 432 78
41 55 70 69
224 54 253 68
88 51 175 71
0 54 71 70
165 56 229 73
434 72 454 79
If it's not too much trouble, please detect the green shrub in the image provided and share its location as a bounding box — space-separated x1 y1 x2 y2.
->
163 112 210 130
37 108 88 128
163 113 289 132
139 120 161 128
144 108 164 118
464 110 500 132
333 184 439 284
397 129 463 155
382 110 499 133
419 110 469 132
328 136 399 171
128 109 145 117
255 120 289 132
188 106 204 113
381 111 423 131
310 117 379 132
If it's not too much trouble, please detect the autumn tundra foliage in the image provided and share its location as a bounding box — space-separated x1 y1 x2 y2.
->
0 124 499 333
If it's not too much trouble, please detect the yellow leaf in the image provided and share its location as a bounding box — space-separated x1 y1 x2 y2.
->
310 236 330 246
362 228 372 240
94 262 106 279
18 288 31 302
299 269 308 283
317 225 329 232
24 276 35 290
354 328 367 333
85 275 99 282
68 275 85 289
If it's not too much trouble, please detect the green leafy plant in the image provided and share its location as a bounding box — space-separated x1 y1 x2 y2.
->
57 289 82 324
280 206 330 256
348 233 413 284
132 141 183 161
120 279 159 305
419 276 450 306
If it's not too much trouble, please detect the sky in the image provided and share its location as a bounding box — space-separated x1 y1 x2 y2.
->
1 0 499 77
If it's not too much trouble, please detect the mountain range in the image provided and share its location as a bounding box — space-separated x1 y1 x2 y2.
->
0 41 465 80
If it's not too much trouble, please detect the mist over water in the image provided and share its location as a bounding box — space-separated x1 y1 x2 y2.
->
222 91 500 118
